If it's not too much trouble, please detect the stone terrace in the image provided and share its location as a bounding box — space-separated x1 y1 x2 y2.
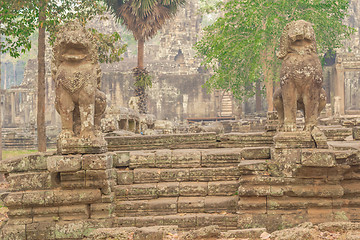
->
1 132 360 239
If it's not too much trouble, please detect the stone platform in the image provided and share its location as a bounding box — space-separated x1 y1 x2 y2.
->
0 134 360 239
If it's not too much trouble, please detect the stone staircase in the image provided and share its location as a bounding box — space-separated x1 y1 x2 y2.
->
220 92 233 117
110 147 270 231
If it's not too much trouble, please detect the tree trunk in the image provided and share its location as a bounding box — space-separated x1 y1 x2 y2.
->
255 80 262 112
265 78 273 112
37 1 46 152
135 37 147 114
137 38 144 69
261 52 274 112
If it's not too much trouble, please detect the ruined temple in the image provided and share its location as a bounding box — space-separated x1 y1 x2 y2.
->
1 0 360 149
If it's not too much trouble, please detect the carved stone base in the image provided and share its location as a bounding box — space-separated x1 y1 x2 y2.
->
273 128 328 149
273 131 315 149
57 136 107 155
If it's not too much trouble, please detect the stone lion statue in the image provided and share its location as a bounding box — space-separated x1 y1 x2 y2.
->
52 20 107 154
273 20 326 132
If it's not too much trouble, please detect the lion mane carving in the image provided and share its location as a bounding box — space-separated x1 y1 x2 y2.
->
52 21 107 154
273 20 326 132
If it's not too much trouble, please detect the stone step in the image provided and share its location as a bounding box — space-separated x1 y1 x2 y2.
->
115 196 238 217
114 147 270 170
112 213 239 231
106 132 274 151
117 166 241 185
114 181 239 200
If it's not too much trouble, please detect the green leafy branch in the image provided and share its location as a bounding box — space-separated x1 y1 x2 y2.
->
133 67 152 89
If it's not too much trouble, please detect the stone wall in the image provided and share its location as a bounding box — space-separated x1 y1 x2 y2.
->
1 132 360 239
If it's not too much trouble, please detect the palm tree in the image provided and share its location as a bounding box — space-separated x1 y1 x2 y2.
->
104 0 185 113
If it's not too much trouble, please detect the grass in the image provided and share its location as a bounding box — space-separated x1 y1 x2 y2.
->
2 149 38 160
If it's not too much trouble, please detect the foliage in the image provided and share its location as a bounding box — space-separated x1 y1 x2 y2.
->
133 67 152 88
90 28 127 63
104 0 186 40
195 0 354 100
0 2 36 57
0 1 126 63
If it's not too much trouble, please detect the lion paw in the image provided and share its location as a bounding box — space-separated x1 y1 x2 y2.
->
59 130 75 139
80 131 97 142
283 124 297 132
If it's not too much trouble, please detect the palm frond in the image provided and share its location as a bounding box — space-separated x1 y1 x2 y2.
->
104 0 185 40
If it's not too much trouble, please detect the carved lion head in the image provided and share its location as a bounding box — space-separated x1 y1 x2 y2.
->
277 20 317 59
52 20 98 79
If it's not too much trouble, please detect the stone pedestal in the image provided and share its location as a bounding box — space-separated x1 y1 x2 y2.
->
57 135 107 155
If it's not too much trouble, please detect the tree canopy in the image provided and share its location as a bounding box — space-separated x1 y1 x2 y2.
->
0 0 126 62
195 0 354 102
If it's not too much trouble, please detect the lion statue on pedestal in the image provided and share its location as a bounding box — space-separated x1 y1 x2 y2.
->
52 21 107 154
273 20 326 132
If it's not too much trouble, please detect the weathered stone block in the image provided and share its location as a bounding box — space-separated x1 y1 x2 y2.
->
162 214 197 230
47 155 82 172
116 198 177 217
294 167 328 179
241 147 270 159
208 181 239 196
7 171 58 191
301 149 336 167
179 182 208 196
307 208 334 224
201 148 241 167
286 184 344 198
59 205 90 221
60 170 85 181
117 170 134 185
204 196 237 213
172 149 201 168
134 216 164 228
60 171 86 189
2 192 23 207
115 184 158 200
221 228 266 239
113 151 130 167
85 170 108 189
134 168 160 183
189 167 240 181
342 180 360 196
178 197 205 213
238 197 267 211
273 131 315 149
52 189 102 205
7 207 33 224
157 182 179 197
0 224 26 240
54 220 112 239
83 154 113 170
155 149 172 168
196 214 226 230
238 160 267 174
0 153 49 173
22 191 46 207
32 206 59 222
129 151 156 169
271 148 301 164
353 127 360 140
26 222 56 240
160 168 190 182
112 217 136 227
90 203 114 219
238 184 270 197
267 196 333 210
